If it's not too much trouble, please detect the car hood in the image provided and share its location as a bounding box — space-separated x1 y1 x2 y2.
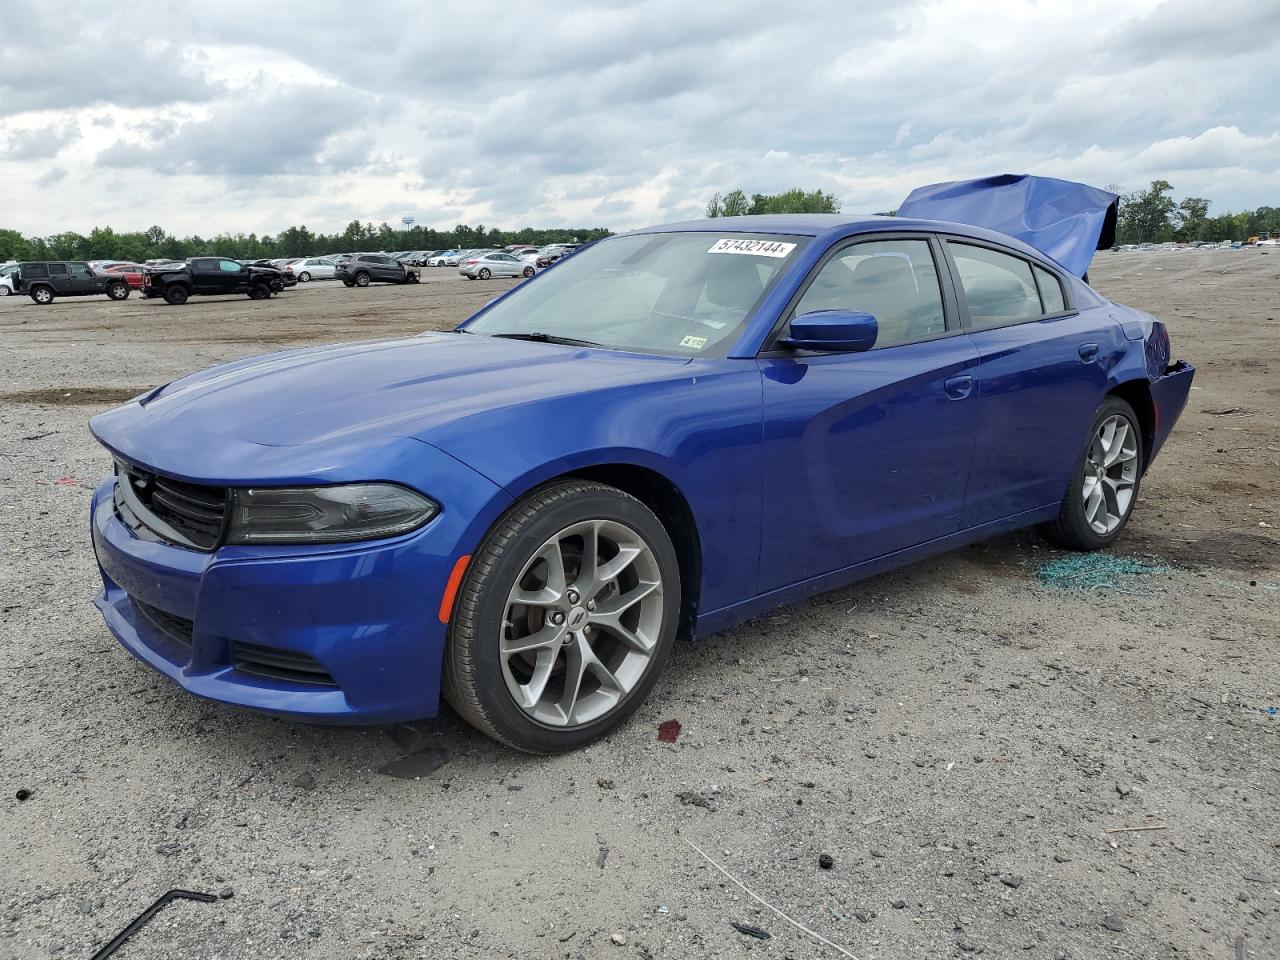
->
898 174 1119 278
90 333 689 481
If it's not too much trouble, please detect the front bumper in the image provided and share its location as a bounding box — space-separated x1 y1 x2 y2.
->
89 464 507 724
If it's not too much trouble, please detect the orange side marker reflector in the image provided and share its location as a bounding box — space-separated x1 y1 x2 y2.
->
438 555 471 624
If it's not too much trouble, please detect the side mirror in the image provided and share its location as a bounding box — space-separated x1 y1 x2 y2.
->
781 310 878 352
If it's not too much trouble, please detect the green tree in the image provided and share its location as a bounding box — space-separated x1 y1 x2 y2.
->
720 190 750 217
1174 197 1211 240
1117 180 1176 244
705 192 724 218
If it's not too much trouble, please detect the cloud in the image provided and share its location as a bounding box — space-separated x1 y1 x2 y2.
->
0 0 1274 236
2 121 80 161
36 167 67 187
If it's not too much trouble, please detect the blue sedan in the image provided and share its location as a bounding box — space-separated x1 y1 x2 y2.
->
88 178 1194 752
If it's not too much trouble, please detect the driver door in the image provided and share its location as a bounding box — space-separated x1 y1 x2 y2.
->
756 235 979 592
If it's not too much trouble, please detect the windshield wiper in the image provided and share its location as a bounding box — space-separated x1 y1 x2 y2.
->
490 332 604 348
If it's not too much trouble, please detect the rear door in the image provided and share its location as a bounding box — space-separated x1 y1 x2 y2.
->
190 259 220 294
941 238 1112 527
47 262 71 294
757 234 980 591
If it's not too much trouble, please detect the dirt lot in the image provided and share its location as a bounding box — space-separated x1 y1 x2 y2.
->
1 254 1277 960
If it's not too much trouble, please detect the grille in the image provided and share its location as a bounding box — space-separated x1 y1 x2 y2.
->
131 597 194 647
115 460 228 550
231 641 338 687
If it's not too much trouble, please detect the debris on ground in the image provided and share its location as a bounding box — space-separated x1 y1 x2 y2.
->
675 790 716 810
597 846 609 869
379 746 449 780
15 788 31 801
658 719 682 743
1035 554 1168 592
730 921 771 940
91 890 218 959
818 853 834 870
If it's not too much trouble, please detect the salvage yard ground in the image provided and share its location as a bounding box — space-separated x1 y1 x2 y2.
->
1 253 1277 959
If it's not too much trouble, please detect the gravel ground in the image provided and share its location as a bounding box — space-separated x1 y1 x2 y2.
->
1 253 1277 960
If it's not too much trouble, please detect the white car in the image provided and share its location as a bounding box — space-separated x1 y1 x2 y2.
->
0 263 17 297
292 257 337 281
459 252 537 280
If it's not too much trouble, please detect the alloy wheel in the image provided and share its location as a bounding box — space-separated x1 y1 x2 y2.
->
500 519 664 727
1082 414 1138 534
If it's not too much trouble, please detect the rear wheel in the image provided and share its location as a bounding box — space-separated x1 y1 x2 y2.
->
1041 396 1143 550
354 272 370 287
443 481 681 753
0 284 11 297
478 267 491 280
107 281 129 301
163 285 189 305
522 266 534 278
248 283 270 300
30 285 54 304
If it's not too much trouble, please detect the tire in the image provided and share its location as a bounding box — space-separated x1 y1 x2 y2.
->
1041 396 1143 550
343 280 355 287
522 266 534 278
354 272 370 287
107 281 129 301
248 283 270 300
297 272 311 282
478 267 491 280
30 285 54 304
462 275 474 281
0 284 10 297
163 285 189 305
443 480 681 753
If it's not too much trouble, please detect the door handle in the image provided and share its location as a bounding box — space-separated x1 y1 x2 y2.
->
943 374 974 400
1078 342 1099 362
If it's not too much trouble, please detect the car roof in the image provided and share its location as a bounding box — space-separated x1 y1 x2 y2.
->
627 214 1070 271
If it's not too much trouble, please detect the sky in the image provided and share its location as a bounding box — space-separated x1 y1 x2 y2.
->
1 0 1276 238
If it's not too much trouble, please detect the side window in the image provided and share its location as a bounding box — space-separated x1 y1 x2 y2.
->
191 259 215 273
219 260 242 273
26 263 49 278
1034 265 1066 313
949 243 1041 329
48 263 68 276
793 239 947 348
69 263 91 278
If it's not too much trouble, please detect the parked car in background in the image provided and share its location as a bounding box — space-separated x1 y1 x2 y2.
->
102 262 146 289
459 251 537 280
250 259 296 291
0 262 17 297
335 254 420 287
427 250 461 267
13 261 133 304
142 257 281 304
292 257 337 281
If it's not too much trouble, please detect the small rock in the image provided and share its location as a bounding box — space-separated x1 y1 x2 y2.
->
1101 914 1125 932
219 887 234 900
155 842 181 857
1001 875 1023 889
610 932 627 945
1052 854 1072 863
957 937 982 953
675 790 716 810
1115 782 1132 798
869 848 886 858
293 772 317 791
597 778 615 790
15 789 32 802
853 909 873 923
891 899 907 909
818 853 834 870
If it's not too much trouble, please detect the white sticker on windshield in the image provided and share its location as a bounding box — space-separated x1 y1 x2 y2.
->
707 238 796 258
680 335 708 350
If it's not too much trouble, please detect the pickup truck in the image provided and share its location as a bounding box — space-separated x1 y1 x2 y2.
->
142 257 283 305
12 261 133 304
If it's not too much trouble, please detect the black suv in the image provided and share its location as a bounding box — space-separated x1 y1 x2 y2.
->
335 254 419 287
14 262 132 304
142 258 282 305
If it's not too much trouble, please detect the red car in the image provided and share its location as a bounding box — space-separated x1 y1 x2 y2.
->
103 262 145 289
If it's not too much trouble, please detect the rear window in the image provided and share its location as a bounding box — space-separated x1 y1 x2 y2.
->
948 243 1041 330
24 263 49 278
1034 265 1066 312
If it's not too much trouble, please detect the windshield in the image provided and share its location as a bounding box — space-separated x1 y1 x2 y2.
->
464 231 807 357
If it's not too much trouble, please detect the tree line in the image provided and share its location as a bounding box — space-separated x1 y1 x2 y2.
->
706 187 841 217
1113 180 1278 244
0 221 613 264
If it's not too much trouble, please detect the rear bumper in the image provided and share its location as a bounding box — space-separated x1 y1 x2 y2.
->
1149 360 1194 465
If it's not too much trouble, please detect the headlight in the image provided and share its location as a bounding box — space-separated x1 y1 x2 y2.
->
227 483 438 545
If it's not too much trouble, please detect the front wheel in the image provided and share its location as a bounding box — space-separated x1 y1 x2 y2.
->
1041 396 1143 550
31 286 54 304
107 281 130 300
443 481 681 753
354 272 370 287
478 267 491 280
0 284 11 297
522 266 534 278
